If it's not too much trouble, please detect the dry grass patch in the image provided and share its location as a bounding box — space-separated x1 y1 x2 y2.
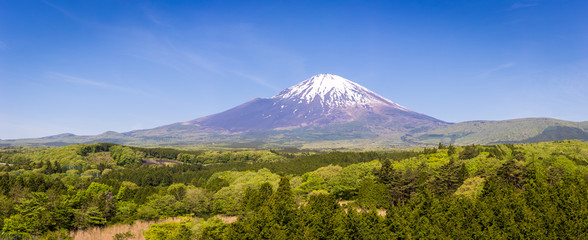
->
69 218 182 240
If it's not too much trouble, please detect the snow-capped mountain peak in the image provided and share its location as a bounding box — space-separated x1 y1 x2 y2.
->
273 73 407 110
183 73 446 133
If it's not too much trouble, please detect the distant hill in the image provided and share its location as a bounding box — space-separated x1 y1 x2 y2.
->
409 118 588 145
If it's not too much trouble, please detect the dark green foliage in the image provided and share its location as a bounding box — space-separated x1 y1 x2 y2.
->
201 218 228 240
205 177 229 193
356 178 388 209
241 182 273 212
375 160 430 205
459 144 479 159
113 231 135 240
422 147 438 154
224 177 298 239
428 159 468 196
447 144 456 156
481 145 506 159
300 193 345 239
269 177 297 226
0 173 67 197
495 159 526 188
98 164 202 187
129 146 203 161
77 143 118 156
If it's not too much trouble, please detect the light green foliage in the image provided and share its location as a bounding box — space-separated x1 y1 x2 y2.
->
167 183 187 201
289 175 303 189
184 187 213 215
114 201 138 223
211 168 280 213
454 176 485 198
417 149 451 169
522 140 588 172
72 182 115 228
308 189 330 196
1 144 115 173
85 206 107 226
2 192 52 234
296 165 342 194
121 180 139 189
4 145 82 169
142 194 188 220
81 169 101 178
102 168 112 175
83 182 111 195
0 194 13 230
295 161 382 199
329 161 381 198
198 218 227 239
461 152 503 176
391 152 449 172
144 219 192 240
176 153 198 163
136 205 158 221
110 145 143 166
115 183 137 201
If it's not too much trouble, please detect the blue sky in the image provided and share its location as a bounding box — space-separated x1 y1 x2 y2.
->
1 0 587 139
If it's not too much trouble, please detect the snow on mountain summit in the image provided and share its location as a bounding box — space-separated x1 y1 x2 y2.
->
273 74 408 110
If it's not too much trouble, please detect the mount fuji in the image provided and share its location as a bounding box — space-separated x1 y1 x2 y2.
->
175 73 447 134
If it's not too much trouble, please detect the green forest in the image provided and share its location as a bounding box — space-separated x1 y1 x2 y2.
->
0 141 587 239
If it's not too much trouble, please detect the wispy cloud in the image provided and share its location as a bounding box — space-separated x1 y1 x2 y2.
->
47 72 146 95
118 21 304 91
144 9 164 26
41 0 78 21
507 3 538 11
231 71 279 91
478 62 516 78
184 53 227 76
123 33 284 91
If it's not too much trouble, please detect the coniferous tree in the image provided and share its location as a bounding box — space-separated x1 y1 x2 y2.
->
429 159 468 196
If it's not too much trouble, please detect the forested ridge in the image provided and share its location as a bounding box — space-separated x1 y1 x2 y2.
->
0 141 587 239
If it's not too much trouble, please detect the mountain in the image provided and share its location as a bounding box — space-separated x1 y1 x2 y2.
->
161 73 447 134
2 74 587 148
